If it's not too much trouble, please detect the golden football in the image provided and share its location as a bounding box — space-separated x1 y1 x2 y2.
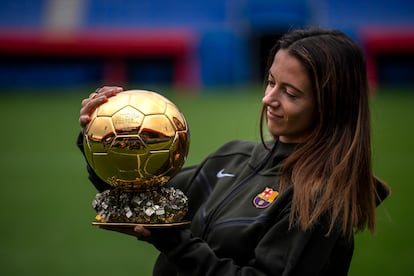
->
83 89 190 191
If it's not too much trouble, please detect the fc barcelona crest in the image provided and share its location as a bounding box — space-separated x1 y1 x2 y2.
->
253 187 279 208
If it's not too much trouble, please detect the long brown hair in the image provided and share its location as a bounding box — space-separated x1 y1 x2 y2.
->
260 28 387 237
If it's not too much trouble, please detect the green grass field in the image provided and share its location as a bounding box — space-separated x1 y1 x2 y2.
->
0 86 412 275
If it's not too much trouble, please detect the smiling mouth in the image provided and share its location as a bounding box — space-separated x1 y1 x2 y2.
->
267 108 283 119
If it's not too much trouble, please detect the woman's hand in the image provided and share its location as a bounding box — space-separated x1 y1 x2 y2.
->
79 86 123 131
98 224 187 251
97 225 152 240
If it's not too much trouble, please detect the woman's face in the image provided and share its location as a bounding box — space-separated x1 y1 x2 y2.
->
262 49 317 143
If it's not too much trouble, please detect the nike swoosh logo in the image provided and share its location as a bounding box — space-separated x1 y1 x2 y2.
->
216 169 235 178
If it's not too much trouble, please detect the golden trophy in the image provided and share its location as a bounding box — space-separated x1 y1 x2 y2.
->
83 90 190 227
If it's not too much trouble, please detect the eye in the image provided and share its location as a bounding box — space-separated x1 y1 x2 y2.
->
283 89 297 98
266 79 275 87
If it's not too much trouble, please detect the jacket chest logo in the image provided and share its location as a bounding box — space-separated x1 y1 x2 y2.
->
253 187 279 208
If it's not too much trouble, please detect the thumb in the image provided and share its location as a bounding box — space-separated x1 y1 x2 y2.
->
134 225 152 237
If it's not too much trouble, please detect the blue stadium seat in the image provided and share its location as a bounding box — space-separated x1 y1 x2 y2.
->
84 0 227 29
0 0 45 27
316 0 414 30
243 0 309 31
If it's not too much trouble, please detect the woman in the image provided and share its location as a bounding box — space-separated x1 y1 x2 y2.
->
78 28 390 275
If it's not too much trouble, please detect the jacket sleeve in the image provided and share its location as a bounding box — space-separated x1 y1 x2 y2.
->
76 132 113 192
148 200 353 276
165 161 212 221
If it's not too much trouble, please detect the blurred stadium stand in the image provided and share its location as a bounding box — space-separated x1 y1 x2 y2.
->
0 0 413 89
310 0 414 89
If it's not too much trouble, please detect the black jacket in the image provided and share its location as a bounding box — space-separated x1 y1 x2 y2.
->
78 134 387 276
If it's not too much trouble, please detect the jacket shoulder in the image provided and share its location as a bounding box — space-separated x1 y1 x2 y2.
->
206 140 273 170
210 140 260 157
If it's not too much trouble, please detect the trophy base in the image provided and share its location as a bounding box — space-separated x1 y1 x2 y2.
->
92 186 188 224
92 221 191 228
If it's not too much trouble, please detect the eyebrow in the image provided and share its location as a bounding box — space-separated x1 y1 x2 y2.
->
268 72 305 95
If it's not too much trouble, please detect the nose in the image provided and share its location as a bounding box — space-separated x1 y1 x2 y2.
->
262 86 280 107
